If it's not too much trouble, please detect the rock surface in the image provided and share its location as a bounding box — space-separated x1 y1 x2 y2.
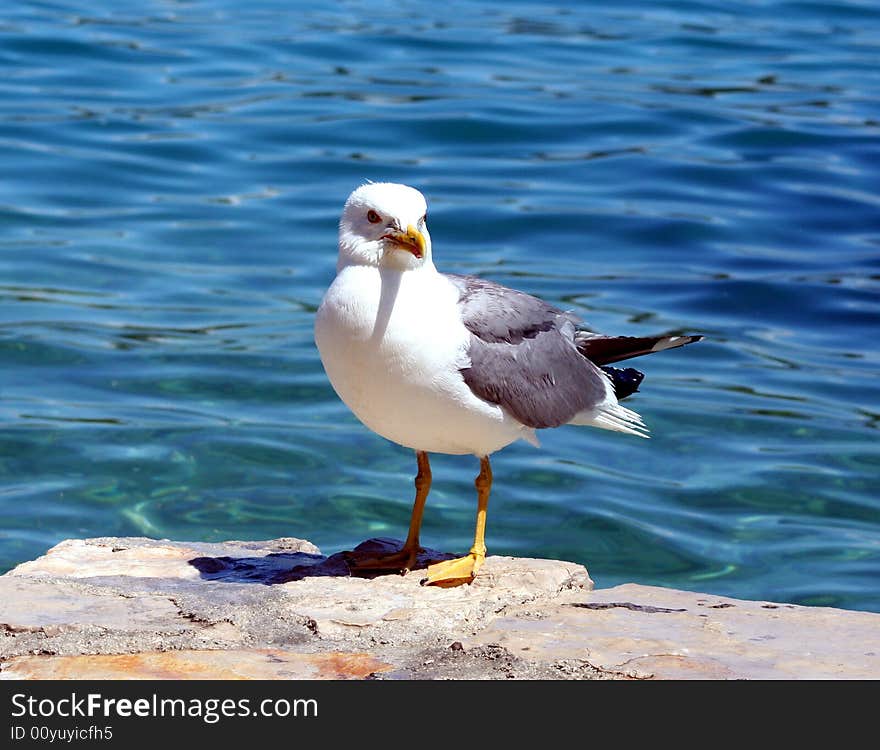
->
1 537 877 680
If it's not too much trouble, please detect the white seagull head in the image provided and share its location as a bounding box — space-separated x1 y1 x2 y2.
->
337 182 432 271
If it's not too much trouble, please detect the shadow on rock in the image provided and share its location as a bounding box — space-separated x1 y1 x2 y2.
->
188 537 454 585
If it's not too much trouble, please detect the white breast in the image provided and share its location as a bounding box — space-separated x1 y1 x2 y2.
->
315 264 528 456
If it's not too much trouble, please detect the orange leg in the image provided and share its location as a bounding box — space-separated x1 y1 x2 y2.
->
422 455 492 587
347 451 431 573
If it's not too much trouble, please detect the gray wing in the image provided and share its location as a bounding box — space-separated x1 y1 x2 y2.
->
446 274 609 429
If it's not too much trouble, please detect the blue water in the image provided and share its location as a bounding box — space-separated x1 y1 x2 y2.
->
1 1 878 612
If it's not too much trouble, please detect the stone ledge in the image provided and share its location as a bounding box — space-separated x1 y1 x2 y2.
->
1 537 877 680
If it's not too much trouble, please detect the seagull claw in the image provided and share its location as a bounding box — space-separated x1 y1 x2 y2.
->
421 552 485 588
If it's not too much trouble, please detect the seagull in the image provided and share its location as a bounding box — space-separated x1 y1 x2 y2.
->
315 182 701 587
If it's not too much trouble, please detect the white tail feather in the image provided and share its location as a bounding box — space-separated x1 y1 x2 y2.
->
570 402 650 438
567 366 650 437
592 403 650 438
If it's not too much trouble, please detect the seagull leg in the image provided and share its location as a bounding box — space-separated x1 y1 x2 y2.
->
346 451 431 574
422 455 492 588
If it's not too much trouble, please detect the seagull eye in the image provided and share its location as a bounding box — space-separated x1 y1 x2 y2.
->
367 210 381 224
420 213 427 225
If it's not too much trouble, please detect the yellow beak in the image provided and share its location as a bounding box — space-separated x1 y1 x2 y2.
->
383 224 426 259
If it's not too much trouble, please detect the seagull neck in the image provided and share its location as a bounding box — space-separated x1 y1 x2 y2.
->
377 260 437 282
393 259 438 279
337 257 439 276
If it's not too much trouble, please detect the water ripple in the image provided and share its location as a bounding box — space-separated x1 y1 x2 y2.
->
0 0 878 612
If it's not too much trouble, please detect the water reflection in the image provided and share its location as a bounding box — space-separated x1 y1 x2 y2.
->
0 0 877 612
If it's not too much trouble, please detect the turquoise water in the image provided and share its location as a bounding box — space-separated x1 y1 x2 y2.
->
1 1 878 612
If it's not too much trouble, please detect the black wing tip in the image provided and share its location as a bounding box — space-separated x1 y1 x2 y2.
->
578 332 704 366
664 333 703 346
649 333 704 355
679 334 704 349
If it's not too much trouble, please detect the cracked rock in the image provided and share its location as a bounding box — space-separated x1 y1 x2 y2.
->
1 538 878 679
